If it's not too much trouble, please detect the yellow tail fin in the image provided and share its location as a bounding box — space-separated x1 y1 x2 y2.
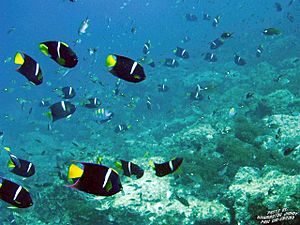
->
39 44 49 56
115 161 123 170
105 55 117 68
68 164 83 179
4 147 11 152
7 159 15 168
14 52 24 65
149 160 155 169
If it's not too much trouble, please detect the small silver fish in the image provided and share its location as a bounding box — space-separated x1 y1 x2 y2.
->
78 17 89 35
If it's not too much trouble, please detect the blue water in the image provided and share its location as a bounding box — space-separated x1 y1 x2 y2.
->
0 0 299 224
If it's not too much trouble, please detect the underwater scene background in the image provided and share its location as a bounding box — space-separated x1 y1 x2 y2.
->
0 0 299 224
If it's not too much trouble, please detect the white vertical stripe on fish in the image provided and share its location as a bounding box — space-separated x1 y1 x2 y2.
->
169 161 174 171
61 101 66 111
130 62 138 75
102 168 112 188
13 186 22 201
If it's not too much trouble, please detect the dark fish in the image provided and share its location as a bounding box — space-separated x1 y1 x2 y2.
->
210 38 224 49
246 92 254 99
84 97 101 109
67 163 122 196
0 177 33 208
174 47 189 59
287 13 294 23
190 84 206 101
95 108 114 124
181 36 191 43
164 58 179 68
114 124 130 133
256 44 264 58
146 96 152 110
203 12 211 20
39 99 50 107
203 52 217 62
106 54 146 83
262 28 281 36
275 2 282 12
158 84 169 92
212 15 221 27
143 40 151 55
185 13 198 21
61 86 76 99
131 26 137 34
117 160 144 179
283 145 299 156
174 193 189 207
221 32 233 39
234 54 246 66
14 52 43 85
39 41 78 68
49 101 76 122
4 147 35 178
7 214 17 225
152 157 183 177
140 56 155 68
0 131 4 144
288 0 295 6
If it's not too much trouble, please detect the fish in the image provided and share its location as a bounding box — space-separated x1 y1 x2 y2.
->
67 162 122 196
203 12 211 20
39 41 78 68
190 84 206 100
288 0 295 6
39 99 51 107
287 13 294 23
151 157 183 177
143 40 151 55
283 145 300 156
246 92 254 99
146 96 152 110
83 97 101 109
164 58 179 68
0 177 33 208
48 101 76 122
106 54 146 83
7 27 16 34
158 84 169 92
114 124 131 133
210 38 224 49
174 193 189 207
14 52 43 85
228 107 237 117
185 13 198 21
203 52 217 62
7 213 17 225
274 2 282 12
221 32 233 39
181 36 191 43
0 131 4 144
262 28 281 36
115 160 144 179
78 17 89 35
61 86 76 99
256 44 264 58
95 108 114 124
234 54 247 66
88 48 98 56
173 47 189 59
4 147 35 178
140 56 155 68
212 15 221 27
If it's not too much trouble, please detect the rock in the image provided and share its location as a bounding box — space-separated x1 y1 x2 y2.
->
224 166 300 225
